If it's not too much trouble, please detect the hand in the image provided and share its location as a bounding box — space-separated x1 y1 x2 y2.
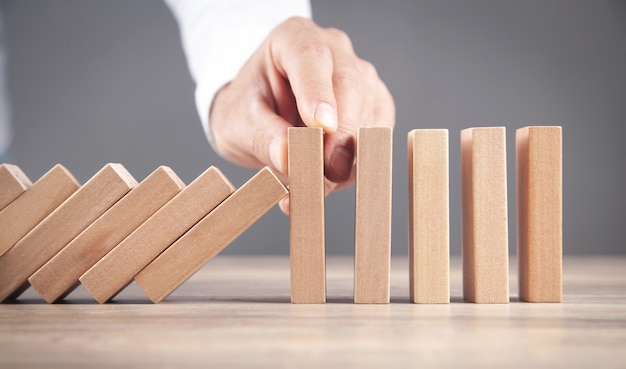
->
208 17 395 214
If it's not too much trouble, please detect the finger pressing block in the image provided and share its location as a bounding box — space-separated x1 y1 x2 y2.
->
135 167 288 303
0 164 79 257
29 166 185 303
0 163 32 210
80 166 235 303
0 163 137 302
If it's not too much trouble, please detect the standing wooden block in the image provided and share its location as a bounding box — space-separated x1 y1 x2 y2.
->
80 166 234 303
0 163 136 302
135 167 288 303
0 164 32 210
516 126 562 302
29 166 185 303
461 127 509 304
0 165 79 257
354 127 393 304
288 127 326 304
408 129 450 304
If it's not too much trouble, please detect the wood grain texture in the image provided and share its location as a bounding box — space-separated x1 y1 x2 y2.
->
516 126 563 302
408 129 449 304
288 127 326 304
0 164 79 257
135 167 288 303
354 127 393 304
80 166 234 304
0 163 136 302
0 163 32 210
29 166 185 303
461 127 509 303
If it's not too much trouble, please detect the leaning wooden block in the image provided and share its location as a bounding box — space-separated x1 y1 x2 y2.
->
408 129 450 304
517 126 562 302
0 164 32 210
288 127 326 304
0 164 79 257
80 166 234 303
135 167 288 303
354 127 393 304
29 166 185 303
0 163 136 302
461 127 509 304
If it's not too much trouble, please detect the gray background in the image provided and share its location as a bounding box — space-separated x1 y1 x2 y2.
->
3 0 625 255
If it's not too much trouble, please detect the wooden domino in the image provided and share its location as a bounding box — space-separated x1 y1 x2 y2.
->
80 166 234 303
29 166 185 303
134 167 287 303
0 163 136 302
288 127 326 304
408 129 450 304
354 127 393 304
516 126 562 302
0 164 79 257
0 163 32 210
461 127 509 304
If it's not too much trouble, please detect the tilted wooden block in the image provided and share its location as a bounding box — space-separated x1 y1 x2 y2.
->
288 127 326 304
0 163 137 302
354 127 393 304
80 166 234 303
0 163 32 210
29 166 185 303
0 164 79 257
408 129 450 304
517 126 562 302
461 127 509 304
135 167 288 303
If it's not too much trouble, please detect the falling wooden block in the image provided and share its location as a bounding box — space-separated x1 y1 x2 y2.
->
28 166 185 303
80 166 234 303
408 129 450 304
135 167 288 303
516 126 563 303
0 164 32 210
0 165 79 257
354 127 393 304
0 163 137 302
461 127 509 304
288 127 326 304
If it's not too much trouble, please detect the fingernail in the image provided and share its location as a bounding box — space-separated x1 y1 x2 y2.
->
314 102 338 132
269 136 286 174
328 146 354 183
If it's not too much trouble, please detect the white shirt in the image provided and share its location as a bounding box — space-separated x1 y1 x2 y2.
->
164 0 311 144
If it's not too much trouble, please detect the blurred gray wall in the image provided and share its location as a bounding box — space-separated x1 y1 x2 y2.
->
3 0 625 255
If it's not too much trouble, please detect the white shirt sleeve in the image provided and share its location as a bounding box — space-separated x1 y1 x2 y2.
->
164 0 312 146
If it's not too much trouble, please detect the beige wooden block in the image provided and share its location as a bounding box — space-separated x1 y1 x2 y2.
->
80 166 234 303
288 127 326 304
517 126 562 302
0 163 136 302
408 129 450 304
0 165 79 257
0 164 32 210
354 127 393 304
461 127 509 303
28 166 185 303
135 167 288 303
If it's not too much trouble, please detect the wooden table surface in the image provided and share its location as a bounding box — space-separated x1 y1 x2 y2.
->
1 255 625 368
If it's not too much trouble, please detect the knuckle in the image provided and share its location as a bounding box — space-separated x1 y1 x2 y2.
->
325 27 352 49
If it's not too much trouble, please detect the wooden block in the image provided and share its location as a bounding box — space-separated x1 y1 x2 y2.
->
408 129 450 304
28 166 185 303
354 127 393 304
0 164 79 258
516 126 562 302
0 164 32 210
461 127 509 303
80 166 235 303
288 127 326 304
135 167 288 303
0 163 136 302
